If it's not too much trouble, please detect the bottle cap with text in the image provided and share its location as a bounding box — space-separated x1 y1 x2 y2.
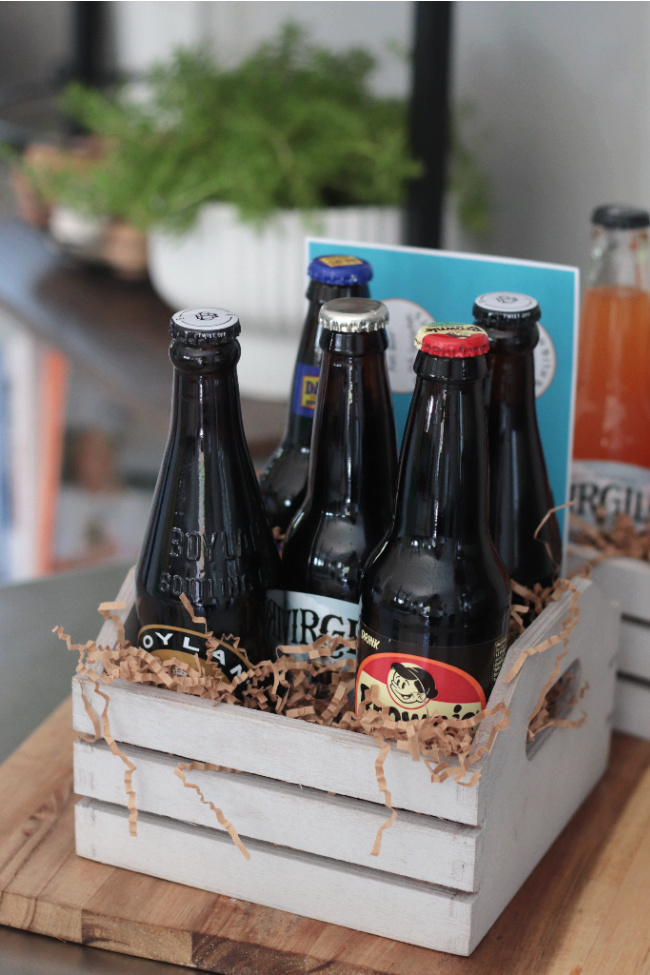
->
308 254 373 286
170 308 241 346
319 297 388 333
473 292 541 326
415 323 490 358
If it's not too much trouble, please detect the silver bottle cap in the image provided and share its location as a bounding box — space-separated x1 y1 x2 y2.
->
319 297 389 333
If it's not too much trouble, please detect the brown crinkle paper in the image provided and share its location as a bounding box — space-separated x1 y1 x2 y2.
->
505 577 581 682
571 511 650 564
57 578 584 858
526 650 588 741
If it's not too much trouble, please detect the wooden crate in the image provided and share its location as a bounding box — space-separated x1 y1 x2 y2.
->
72 573 618 957
569 546 650 741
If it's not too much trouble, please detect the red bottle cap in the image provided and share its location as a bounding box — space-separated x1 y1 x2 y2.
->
415 323 490 358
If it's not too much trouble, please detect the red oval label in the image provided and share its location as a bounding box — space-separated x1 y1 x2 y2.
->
356 651 486 721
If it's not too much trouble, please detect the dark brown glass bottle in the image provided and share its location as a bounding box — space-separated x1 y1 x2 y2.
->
271 298 397 657
474 292 562 589
136 308 281 679
259 255 372 534
357 323 511 721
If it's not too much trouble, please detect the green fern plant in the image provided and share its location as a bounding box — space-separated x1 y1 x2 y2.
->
22 25 424 234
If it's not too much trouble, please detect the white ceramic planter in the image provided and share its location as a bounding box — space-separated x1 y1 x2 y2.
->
148 203 404 399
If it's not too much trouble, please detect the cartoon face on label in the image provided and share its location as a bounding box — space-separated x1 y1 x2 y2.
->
356 651 486 721
387 662 438 709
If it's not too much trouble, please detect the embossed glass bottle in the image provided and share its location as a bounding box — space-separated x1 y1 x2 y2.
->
357 324 511 721
259 255 372 534
136 308 281 677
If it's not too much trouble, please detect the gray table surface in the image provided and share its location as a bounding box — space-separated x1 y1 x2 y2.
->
0 563 192 974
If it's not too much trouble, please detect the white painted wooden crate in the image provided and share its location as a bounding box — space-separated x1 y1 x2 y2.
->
73 573 618 956
568 546 650 741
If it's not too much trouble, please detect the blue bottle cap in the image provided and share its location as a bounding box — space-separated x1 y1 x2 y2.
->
308 254 373 286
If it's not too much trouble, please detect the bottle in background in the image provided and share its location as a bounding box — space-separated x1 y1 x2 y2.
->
136 308 281 678
259 255 373 535
357 323 510 721
572 205 650 529
274 298 397 658
474 291 562 589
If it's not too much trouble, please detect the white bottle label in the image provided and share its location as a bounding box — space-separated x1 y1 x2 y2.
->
570 459 650 529
534 323 556 397
383 298 435 394
266 590 359 659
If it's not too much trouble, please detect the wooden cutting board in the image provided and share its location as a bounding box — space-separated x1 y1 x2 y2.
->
1 698 649 975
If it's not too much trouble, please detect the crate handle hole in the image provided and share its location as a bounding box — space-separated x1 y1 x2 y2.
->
526 658 582 760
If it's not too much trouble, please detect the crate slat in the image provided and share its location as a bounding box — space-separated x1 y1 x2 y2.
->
569 546 650 740
568 545 650 622
72 675 480 822
613 677 650 740
72 578 580 827
73 737 481 891
75 798 478 956
619 618 650 682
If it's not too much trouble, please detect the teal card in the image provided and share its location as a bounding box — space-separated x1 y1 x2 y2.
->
308 238 579 553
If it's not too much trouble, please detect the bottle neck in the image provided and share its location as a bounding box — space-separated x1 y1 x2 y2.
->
168 341 247 456
392 354 489 543
487 346 537 412
588 226 650 291
306 329 391 510
486 338 560 586
283 279 371 447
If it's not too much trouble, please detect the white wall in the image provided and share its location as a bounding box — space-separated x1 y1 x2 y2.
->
110 1 413 97
452 2 650 270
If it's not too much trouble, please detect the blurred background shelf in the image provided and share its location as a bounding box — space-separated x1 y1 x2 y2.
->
0 217 287 451
0 217 287 581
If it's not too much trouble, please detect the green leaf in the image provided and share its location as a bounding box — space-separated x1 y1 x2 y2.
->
11 23 487 238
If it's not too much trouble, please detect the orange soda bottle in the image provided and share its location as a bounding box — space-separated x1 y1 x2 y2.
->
571 205 650 528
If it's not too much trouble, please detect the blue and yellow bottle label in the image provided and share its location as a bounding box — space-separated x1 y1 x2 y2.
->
292 363 320 418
